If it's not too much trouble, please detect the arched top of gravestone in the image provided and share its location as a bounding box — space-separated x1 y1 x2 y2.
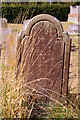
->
25 14 64 37
0 18 8 28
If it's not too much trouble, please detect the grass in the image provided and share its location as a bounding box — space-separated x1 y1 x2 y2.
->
0 20 79 119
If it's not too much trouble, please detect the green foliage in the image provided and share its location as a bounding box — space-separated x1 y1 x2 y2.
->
2 3 70 23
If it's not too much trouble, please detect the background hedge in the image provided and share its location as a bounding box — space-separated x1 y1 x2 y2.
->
2 3 70 23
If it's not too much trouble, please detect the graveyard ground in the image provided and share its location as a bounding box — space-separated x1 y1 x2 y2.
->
8 22 79 94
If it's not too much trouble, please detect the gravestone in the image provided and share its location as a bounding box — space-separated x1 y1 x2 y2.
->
68 6 80 24
0 18 8 44
16 14 71 102
0 18 15 66
0 18 12 45
69 24 80 35
5 32 17 67
0 18 8 61
68 6 80 35
0 18 8 28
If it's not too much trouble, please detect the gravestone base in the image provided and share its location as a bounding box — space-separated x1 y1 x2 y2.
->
68 24 80 35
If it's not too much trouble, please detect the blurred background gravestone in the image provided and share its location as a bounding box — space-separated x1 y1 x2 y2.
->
0 18 16 67
0 18 8 44
68 6 80 35
16 14 71 102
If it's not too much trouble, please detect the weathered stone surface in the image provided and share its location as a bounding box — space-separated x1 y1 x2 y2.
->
5 32 17 67
0 18 8 28
16 14 71 102
70 6 80 15
0 18 16 67
63 31 71 96
23 19 30 31
69 24 80 35
0 18 11 44
0 28 12 44
68 6 80 35
68 6 80 24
